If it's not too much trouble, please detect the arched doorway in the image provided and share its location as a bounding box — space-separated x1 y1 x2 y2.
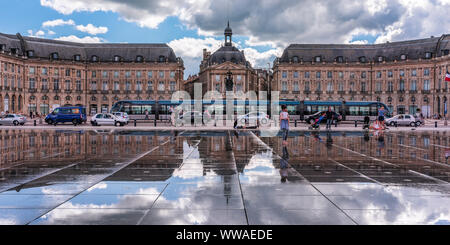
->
4 94 9 113
11 95 15 113
18 95 22 112
437 97 441 116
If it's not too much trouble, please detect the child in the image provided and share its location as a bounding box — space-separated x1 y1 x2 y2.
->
280 105 290 144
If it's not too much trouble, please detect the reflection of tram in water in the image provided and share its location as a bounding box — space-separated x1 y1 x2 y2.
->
110 100 391 122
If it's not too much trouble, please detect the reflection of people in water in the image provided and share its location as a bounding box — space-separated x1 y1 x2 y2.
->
326 132 333 149
312 131 322 142
373 130 385 148
280 145 289 183
363 131 370 142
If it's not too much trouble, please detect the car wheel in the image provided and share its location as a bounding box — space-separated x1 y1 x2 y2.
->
20 123 24 126
72 119 78 126
115 121 120 127
260 118 268 125
410 122 416 127
47 119 53 125
13 120 19 126
120 123 125 127
389 122 394 126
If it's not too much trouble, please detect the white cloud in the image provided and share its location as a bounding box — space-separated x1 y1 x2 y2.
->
48 30 56 35
55 35 103 43
27 30 46 37
42 18 75 27
76 23 108 35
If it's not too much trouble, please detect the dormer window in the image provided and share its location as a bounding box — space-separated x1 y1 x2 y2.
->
91 55 98 62
400 54 407 60
114 55 120 62
378 56 384 62
443 50 449 56
10 48 17 54
158 55 165 63
359 56 366 63
425 52 432 59
0 44 5 51
27 50 34 57
136 55 143 63
74 54 81 61
336 56 343 63
292 56 299 63
315 56 321 63
51 52 59 60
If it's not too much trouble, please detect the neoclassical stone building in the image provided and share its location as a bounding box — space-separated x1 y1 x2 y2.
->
273 35 450 117
184 23 267 100
0 32 184 115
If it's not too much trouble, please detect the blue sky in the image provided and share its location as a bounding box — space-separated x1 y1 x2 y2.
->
1 0 448 77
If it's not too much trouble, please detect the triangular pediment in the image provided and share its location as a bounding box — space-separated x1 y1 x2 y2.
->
209 62 247 70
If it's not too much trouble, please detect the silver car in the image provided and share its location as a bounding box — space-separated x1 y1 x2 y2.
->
0 114 27 126
385 114 418 127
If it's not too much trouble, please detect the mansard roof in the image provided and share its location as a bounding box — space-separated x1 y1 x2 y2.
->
279 34 450 63
0 32 180 63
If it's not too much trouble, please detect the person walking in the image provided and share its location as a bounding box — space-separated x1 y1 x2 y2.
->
325 107 334 130
280 105 290 145
378 106 387 128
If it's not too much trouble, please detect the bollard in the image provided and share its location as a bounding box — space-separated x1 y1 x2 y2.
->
435 121 438 128
134 119 136 127
335 120 338 127
395 122 398 128
295 120 297 127
355 121 357 127
154 119 157 127
34 120 36 126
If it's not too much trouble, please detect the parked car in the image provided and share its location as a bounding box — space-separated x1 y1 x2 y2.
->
237 112 270 125
305 111 342 124
0 114 27 126
386 114 419 126
112 112 129 124
90 113 127 126
45 107 87 125
174 111 204 127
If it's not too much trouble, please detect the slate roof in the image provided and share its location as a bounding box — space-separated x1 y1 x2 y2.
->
279 34 450 63
0 32 179 63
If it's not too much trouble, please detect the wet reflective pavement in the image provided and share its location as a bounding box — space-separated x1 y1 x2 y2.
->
0 129 449 225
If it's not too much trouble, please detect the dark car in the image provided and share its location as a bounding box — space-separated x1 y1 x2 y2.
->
45 107 87 125
305 111 342 124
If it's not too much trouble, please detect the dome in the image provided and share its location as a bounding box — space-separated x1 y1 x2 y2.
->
225 21 232 35
209 46 246 65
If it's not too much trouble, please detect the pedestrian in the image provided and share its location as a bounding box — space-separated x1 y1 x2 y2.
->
29 111 33 119
363 115 370 129
144 109 149 120
378 106 387 128
280 105 289 145
325 106 334 130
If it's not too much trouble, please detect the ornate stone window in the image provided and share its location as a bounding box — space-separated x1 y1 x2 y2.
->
91 55 99 62
336 56 343 63
136 55 143 62
51 52 59 60
74 54 81 61
400 54 407 60
114 55 120 62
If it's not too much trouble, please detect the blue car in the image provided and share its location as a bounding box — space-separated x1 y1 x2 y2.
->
45 107 87 125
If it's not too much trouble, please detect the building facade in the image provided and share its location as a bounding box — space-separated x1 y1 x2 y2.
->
0 32 184 115
184 22 265 100
273 35 450 117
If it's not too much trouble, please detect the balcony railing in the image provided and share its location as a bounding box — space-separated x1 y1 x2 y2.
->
41 88 49 93
157 91 165 94
281 91 289 94
89 90 97 94
338 91 345 95
397 90 405 94
375 91 382 94
113 90 120 94
28 88 37 93
421 90 431 94
65 89 72 93
292 91 300 94
409 90 418 94
101 90 109 94
146 90 154 94
303 90 311 94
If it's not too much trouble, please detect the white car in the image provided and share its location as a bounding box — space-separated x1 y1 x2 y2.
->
237 112 270 125
112 112 129 124
90 113 127 126
0 114 27 126
386 114 418 127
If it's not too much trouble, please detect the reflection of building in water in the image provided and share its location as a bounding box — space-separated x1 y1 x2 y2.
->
265 131 449 183
0 130 182 170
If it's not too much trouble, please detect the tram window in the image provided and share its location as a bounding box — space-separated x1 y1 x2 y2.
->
131 105 142 115
360 107 369 116
235 105 245 115
349 106 359 116
122 103 132 114
370 105 378 116
142 105 153 114
287 106 297 115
